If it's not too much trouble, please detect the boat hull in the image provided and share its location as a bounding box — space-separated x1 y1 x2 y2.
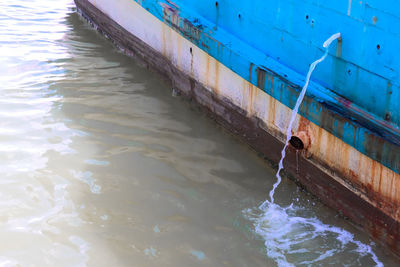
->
74 0 400 255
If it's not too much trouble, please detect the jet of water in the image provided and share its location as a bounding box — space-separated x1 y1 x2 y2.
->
268 33 341 204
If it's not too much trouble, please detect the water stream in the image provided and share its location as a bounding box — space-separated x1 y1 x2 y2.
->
244 34 386 266
268 33 341 204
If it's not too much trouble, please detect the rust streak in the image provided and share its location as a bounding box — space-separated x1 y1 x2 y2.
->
378 163 383 195
370 160 376 193
314 124 322 158
395 174 400 206
268 78 276 125
248 83 254 115
268 92 276 126
205 55 210 88
249 63 254 83
391 172 396 204
214 60 220 95
340 139 350 175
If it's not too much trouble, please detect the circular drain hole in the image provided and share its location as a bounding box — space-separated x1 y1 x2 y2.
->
289 136 304 150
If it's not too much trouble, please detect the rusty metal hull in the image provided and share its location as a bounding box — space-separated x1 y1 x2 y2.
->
73 0 400 255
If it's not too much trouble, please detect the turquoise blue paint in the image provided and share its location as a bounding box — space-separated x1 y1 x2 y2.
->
133 0 400 174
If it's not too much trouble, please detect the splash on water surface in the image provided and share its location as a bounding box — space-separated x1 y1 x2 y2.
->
244 202 383 266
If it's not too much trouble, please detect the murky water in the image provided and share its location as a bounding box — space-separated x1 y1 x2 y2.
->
0 1 398 266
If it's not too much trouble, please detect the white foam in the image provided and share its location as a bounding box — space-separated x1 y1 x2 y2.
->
244 202 383 266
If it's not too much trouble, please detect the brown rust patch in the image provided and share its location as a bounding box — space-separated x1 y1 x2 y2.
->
295 116 313 157
339 154 400 222
297 116 310 132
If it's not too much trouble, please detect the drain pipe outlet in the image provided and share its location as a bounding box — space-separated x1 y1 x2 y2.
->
289 131 310 150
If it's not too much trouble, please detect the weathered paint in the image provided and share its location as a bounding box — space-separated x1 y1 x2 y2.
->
74 0 400 255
